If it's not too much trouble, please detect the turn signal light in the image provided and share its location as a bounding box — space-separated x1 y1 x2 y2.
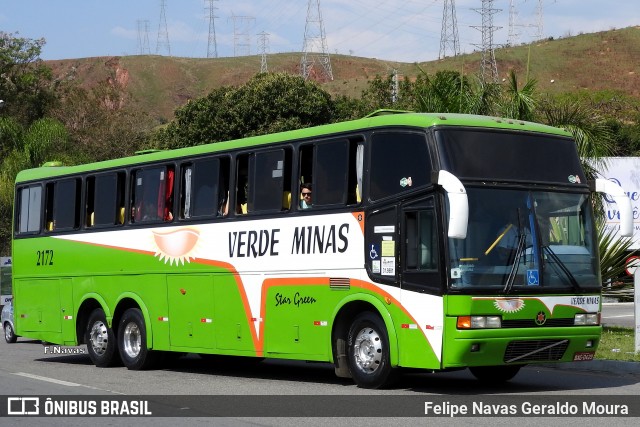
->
457 315 502 329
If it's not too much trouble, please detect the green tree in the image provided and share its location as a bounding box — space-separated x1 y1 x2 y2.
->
154 73 335 149
0 32 56 125
51 83 153 162
0 117 73 255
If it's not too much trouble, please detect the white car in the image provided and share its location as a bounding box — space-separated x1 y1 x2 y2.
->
2 304 17 343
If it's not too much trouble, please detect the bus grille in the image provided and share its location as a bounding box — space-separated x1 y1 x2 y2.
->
504 339 569 363
501 318 575 328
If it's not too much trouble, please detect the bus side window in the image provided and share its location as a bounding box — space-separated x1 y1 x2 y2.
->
236 154 249 214
251 148 290 213
89 172 125 227
180 156 230 219
299 138 361 209
45 179 81 232
16 185 42 234
131 166 168 223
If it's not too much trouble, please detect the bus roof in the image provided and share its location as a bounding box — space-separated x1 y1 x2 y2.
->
15 111 571 183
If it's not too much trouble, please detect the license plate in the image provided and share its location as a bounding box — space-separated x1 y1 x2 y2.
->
573 352 595 361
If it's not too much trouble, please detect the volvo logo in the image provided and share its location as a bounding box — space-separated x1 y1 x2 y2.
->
535 311 547 326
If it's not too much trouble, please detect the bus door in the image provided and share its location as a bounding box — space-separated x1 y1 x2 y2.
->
400 197 441 293
364 204 399 286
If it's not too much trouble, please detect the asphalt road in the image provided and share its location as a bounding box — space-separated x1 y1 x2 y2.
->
601 302 636 328
1 333 640 426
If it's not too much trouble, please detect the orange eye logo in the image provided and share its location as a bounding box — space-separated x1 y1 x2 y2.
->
152 228 201 265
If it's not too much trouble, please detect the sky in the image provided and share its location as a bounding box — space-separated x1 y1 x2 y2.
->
0 0 638 63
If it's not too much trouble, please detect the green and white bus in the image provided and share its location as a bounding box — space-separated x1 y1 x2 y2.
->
12 111 632 388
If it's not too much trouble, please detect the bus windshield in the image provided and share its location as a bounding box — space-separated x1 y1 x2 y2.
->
448 188 599 293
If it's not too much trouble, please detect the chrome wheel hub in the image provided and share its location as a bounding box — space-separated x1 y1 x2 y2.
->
353 327 382 373
89 321 109 356
123 322 142 359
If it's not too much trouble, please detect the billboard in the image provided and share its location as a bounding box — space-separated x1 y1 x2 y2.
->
596 157 640 250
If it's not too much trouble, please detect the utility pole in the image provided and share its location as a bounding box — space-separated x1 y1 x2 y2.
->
534 0 545 40
137 20 151 55
206 0 219 58
507 0 521 46
156 0 171 56
258 31 269 73
439 0 460 59
230 14 255 57
391 69 400 103
300 0 333 82
472 0 501 83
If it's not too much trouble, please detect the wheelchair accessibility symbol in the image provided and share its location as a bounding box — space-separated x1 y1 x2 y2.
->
369 244 380 260
527 269 540 286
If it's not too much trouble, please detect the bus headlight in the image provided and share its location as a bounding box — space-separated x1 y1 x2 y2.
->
574 313 599 326
457 315 502 329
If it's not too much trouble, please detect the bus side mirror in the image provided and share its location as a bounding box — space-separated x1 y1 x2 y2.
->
593 178 633 237
438 170 468 239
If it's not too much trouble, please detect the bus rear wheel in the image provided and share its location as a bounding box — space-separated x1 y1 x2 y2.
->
118 308 158 370
346 312 396 389
85 308 119 367
469 365 522 382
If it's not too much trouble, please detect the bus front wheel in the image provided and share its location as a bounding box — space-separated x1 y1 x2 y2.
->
346 312 396 389
85 308 119 367
118 308 158 370
469 365 522 382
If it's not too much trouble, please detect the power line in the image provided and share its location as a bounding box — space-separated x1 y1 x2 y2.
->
137 20 151 55
258 31 270 73
229 13 255 57
439 0 460 59
301 0 333 82
205 0 219 58
472 0 501 83
156 0 171 56
507 0 521 46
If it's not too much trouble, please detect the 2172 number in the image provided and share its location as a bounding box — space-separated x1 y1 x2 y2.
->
36 250 54 266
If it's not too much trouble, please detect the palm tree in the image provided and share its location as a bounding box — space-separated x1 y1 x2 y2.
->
501 69 537 121
538 97 615 181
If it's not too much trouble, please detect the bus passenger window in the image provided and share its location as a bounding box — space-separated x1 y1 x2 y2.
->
44 179 81 232
164 167 174 221
251 149 290 212
131 167 168 223
180 157 230 219
88 172 125 227
16 185 42 234
236 154 249 214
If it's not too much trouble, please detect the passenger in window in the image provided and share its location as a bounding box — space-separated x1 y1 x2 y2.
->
300 183 313 209
219 191 230 216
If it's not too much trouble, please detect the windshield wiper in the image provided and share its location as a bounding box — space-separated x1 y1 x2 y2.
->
543 246 581 291
502 232 526 294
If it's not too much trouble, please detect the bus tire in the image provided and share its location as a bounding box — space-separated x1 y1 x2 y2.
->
469 365 522 382
85 308 119 367
4 322 17 344
118 308 158 370
346 312 396 389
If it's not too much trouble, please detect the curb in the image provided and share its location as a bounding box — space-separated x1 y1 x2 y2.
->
538 360 640 375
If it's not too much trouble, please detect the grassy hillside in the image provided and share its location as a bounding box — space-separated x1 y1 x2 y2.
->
45 26 640 123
